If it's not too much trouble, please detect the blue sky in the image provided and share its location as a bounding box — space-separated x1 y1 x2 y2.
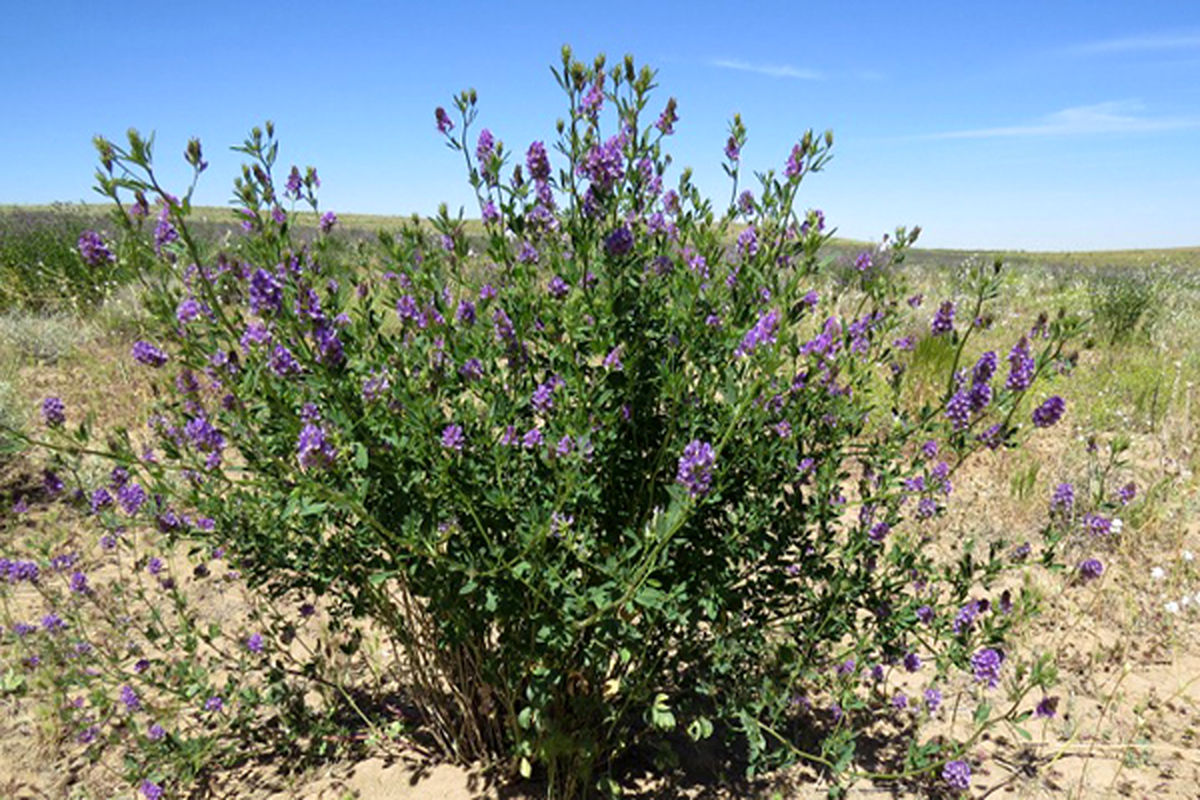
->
3 0 1198 250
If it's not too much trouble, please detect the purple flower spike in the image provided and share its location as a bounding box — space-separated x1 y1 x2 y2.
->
971 647 1004 688
1078 558 1104 581
42 397 66 427
132 341 168 368
1032 395 1065 428
441 424 465 452
931 301 955 336
676 440 716 498
78 230 115 267
942 760 971 791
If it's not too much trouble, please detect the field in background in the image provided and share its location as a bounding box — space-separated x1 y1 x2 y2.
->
1 206 1199 798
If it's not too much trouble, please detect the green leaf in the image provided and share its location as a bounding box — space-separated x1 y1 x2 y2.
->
648 693 676 731
686 716 713 741
974 701 992 724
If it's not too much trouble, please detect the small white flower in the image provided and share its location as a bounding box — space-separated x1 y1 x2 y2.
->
1110 518 1124 535
1151 566 1167 581
1183 595 1194 607
1184 550 1195 563
1165 601 1181 614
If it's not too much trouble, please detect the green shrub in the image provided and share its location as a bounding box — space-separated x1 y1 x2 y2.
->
42 49 1087 798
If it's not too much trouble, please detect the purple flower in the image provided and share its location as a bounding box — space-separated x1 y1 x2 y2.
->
1078 558 1104 581
604 225 634 256
953 600 980 634
147 557 163 576
319 211 338 233
521 427 543 449
1116 482 1137 505
41 613 66 633
204 695 224 713
655 99 678 134
1051 482 1074 514
1006 337 1035 391
441 424 465 452
147 723 166 741
475 128 495 169
121 684 141 711
518 241 539 264
531 381 557 414
676 439 716 498
868 522 890 542
153 208 178 256
891 692 908 710
942 760 971 791
526 141 550 181
248 268 283 316
270 345 302 377
736 226 759 257
578 136 625 192
118 483 146 515
90 488 113 513
916 605 934 624
734 309 780 359
70 570 90 594
785 144 805 179
547 275 570 299
972 351 998 384
459 358 484 381
297 423 336 470
554 436 573 458
945 389 971 431
435 106 454 134
904 652 923 672
140 780 165 800
737 190 755 215
921 440 939 459
1032 395 1065 428
971 647 1004 688
175 297 206 325
1035 696 1059 719
132 341 168 368
455 299 476 326
931 301 955 336
1083 512 1112 536
603 346 623 371
41 397 65 427
580 79 604 117
724 135 740 163
924 687 943 712
482 200 500 225
77 230 115 267
245 633 264 653
43 470 64 495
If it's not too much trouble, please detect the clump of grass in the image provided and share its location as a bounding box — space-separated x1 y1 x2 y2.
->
0 310 95 364
1089 268 1161 346
0 365 23 462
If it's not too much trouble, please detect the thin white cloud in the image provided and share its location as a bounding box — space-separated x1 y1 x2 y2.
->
1067 32 1200 55
924 101 1200 140
711 58 822 80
